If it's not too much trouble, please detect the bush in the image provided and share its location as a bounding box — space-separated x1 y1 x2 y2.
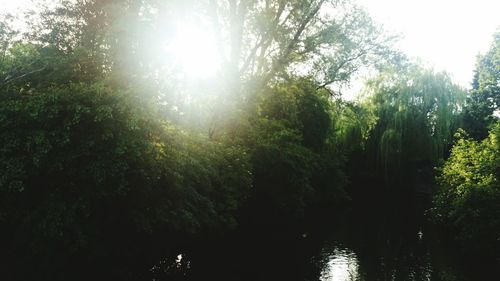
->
432 126 500 258
0 82 251 279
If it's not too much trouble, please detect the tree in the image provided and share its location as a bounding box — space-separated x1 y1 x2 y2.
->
204 0 395 135
361 62 465 186
432 127 500 258
0 81 252 280
15 0 396 137
244 78 348 222
431 27 500 261
0 13 18 65
0 1 395 277
462 28 500 139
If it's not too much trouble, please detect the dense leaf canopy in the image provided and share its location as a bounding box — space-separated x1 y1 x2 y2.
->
0 0 498 279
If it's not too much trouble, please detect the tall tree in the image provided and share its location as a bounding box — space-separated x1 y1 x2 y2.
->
362 62 465 186
14 0 396 137
462 28 500 139
203 0 395 135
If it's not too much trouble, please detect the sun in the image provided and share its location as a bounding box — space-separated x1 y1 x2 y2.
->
163 23 220 78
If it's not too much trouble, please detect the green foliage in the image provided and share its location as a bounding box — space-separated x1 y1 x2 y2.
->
0 14 18 61
362 63 465 183
0 42 106 93
119 0 395 136
474 29 500 96
0 0 395 277
246 79 348 220
250 119 317 217
0 82 251 278
260 79 332 151
429 28 500 264
332 101 376 153
204 0 394 85
462 28 500 139
432 126 500 257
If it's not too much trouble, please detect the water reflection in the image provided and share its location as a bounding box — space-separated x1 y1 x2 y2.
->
315 227 438 281
320 248 360 281
307 194 482 281
154 194 498 281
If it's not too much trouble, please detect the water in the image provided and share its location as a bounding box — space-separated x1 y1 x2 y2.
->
319 248 361 281
312 217 437 281
305 195 492 281
155 195 498 281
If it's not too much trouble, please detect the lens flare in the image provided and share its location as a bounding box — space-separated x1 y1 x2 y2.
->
163 23 220 78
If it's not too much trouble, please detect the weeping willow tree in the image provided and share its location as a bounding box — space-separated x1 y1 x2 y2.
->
363 63 466 183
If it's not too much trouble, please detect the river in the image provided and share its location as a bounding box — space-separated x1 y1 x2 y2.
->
154 192 498 281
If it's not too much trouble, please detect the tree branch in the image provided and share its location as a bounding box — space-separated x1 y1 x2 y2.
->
261 0 326 86
1 65 47 87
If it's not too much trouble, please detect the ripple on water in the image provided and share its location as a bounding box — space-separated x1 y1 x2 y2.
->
320 248 361 281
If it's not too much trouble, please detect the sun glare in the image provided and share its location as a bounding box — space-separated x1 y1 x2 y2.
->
163 23 220 78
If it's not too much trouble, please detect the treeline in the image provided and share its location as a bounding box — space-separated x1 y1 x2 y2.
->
0 0 385 279
349 29 500 263
431 30 500 260
0 0 498 279
347 63 465 196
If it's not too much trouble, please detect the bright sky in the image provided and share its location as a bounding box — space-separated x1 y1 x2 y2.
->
2 0 499 89
2 0 30 13
357 0 500 88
